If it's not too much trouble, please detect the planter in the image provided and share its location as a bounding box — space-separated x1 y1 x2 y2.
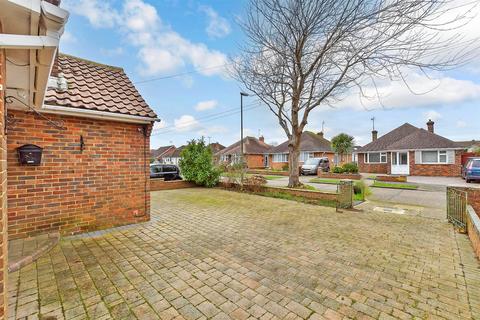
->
317 171 361 180
376 175 407 183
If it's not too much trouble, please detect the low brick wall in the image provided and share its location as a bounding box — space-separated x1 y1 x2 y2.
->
376 175 407 183
247 169 289 176
317 171 361 180
218 182 337 201
467 206 480 258
452 186 480 217
150 179 196 191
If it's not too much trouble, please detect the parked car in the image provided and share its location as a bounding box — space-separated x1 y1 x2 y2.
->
462 158 480 183
300 157 330 175
150 164 181 180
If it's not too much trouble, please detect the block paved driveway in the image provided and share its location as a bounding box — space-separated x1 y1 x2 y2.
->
8 189 480 319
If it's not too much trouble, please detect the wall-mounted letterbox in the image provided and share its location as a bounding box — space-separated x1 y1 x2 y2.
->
17 144 43 166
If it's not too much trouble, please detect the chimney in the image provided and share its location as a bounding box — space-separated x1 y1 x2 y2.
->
427 119 434 133
372 130 378 141
259 136 265 142
317 131 324 138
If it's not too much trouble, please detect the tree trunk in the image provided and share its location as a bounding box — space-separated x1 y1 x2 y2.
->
288 134 301 188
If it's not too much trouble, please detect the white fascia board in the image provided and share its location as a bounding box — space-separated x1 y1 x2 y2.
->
0 34 59 49
40 104 160 124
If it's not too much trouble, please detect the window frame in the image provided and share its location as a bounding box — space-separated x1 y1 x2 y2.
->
421 150 448 164
299 152 315 162
272 153 288 163
364 152 387 164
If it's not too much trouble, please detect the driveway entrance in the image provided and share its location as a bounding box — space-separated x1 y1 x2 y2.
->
8 189 480 319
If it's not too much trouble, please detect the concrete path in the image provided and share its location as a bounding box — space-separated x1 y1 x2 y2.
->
8 189 480 319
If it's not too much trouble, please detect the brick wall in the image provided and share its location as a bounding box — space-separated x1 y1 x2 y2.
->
0 47 8 320
7 110 152 239
150 179 196 191
245 154 266 169
358 153 389 174
409 151 462 177
467 206 480 259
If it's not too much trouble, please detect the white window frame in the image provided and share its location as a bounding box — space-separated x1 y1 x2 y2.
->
272 153 288 163
364 152 387 164
421 150 448 164
299 152 315 162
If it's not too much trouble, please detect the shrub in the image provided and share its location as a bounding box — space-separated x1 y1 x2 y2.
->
244 175 267 192
223 163 246 187
353 180 370 201
342 162 359 173
281 164 289 171
332 166 344 173
179 138 221 187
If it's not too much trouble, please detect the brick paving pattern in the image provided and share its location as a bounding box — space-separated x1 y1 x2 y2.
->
8 189 480 319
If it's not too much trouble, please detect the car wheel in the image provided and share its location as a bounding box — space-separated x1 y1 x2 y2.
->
466 179 471 183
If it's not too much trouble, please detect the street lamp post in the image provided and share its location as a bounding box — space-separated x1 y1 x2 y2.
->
240 92 249 182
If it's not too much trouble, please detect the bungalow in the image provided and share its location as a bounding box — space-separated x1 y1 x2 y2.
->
268 131 338 170
216 136 271 168
170 145 186 165
356 121 465 176
151 145 176 163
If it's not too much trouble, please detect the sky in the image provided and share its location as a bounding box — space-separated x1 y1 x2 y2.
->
60 0 480 149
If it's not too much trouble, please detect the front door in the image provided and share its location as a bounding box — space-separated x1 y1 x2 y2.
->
391 152 410 175
264 155 269 168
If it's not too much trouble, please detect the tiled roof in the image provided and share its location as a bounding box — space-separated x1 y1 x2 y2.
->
172 146 186 157
209 142 225 154
216 137 271 155
455 140 480 148
270 131 332 153
357 123 459 152
45 54 157 119
151 145 175 158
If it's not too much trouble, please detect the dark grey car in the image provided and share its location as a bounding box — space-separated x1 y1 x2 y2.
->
150 164 181 181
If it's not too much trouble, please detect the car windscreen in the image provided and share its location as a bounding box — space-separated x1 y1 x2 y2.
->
150 165 162 173
471 160 480 168
304 158 320 165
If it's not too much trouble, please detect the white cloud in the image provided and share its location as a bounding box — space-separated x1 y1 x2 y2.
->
174 115 200 132
153 120 168 132
195 100 218 111
198 125 228 136
200 6 231 38
100 47 124 57
66 0 228 77
424 110 442 122
335 72 480 110
60 30 76 43
63 0 119 28
457 120 468 128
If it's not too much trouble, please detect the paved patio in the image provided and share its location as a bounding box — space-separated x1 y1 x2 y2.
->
8 188 480 319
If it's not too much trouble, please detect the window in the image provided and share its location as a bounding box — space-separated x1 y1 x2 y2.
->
365 152 387 163
421 150 447 164
300 152 315 162
273 153 288 162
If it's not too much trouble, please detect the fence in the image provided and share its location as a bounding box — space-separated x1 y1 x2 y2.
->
446 187 468 232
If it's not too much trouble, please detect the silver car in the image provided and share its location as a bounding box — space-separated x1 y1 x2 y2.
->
300 157 330 175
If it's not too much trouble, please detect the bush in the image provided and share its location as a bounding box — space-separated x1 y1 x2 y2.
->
281 164 289 171
332 166 344 173
342 162 359 173
353 180 370 201
179 138 221 187
223 163 246 187
244 175 267 192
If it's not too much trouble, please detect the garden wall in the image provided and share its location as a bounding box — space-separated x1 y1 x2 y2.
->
467 206 480 258
376 175 407 183
150 179 196 191
247 169 289 176
317 172 361 180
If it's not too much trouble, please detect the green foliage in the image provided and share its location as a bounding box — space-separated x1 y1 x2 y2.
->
223 163 246 186
332 166 345 173
473 146 480 154
331 133 355 156
281 164 289 171
342 162 359 173
309 178 341 184
179 138 221 187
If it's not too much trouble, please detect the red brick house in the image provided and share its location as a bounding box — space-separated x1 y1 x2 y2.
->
216 136 271 169
151 145 176 163
356 121 464 176
5 53 158 240
268 131 336 170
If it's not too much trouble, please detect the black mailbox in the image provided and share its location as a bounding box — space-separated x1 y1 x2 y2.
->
17 144 43 166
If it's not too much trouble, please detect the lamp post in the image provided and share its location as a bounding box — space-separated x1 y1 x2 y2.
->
240 92 249 162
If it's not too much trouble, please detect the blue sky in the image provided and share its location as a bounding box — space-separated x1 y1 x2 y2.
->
60 0 480 149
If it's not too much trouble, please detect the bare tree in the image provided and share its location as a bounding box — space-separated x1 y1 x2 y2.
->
234 0 478 187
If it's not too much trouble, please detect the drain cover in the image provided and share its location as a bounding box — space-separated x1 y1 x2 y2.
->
373 206 407 215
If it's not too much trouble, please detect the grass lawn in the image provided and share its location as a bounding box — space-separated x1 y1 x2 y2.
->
261 175 284 180
372 181 418 190
309 178 341 185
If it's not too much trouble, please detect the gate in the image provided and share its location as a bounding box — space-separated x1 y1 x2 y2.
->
446 187 468 231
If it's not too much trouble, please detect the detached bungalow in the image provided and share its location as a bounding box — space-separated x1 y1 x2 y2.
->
152 145 176 163
356 121 464 176
216 136 271 168
268 131 346 170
